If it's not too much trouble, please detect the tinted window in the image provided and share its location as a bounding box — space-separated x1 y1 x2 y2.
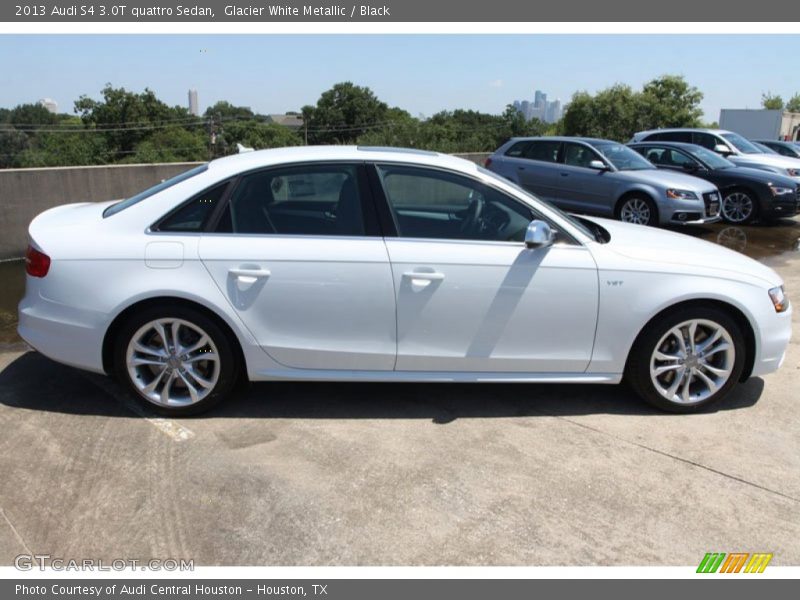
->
221 165 365 236
377 165 533 242
658 131 692 143
692 132 721 150
104 164 209 217
721 132 762 154
594 142 653 170
645 148 695 168
157 182 228 232
685 146 736 169
523 140 561 163
563 143 600 168
504 141 531 157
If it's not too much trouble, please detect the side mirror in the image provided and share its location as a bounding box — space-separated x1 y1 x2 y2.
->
525 220 555 249
589 160 609 170
714 144 732 156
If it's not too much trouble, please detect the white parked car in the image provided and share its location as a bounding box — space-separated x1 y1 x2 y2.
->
19 146 792 415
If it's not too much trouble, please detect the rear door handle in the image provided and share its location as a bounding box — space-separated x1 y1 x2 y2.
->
560 172 569 177
403 271 445 286
229 267 271 283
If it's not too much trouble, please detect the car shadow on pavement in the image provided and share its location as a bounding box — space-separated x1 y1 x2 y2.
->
0 351 765 422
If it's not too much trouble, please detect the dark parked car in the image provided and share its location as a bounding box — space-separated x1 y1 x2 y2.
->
630 141 800 224
754 140 800 159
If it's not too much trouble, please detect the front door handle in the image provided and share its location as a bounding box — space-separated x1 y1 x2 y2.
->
229 267 271 284
403 271 445 287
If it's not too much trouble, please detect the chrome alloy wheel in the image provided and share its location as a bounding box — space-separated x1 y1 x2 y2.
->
721 192 754 223
126 318 220 407
649 319 735 405
619 198 652 225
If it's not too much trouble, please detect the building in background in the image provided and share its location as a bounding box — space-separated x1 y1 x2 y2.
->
512 88 562 124
38 98 58 114
188 89 199 116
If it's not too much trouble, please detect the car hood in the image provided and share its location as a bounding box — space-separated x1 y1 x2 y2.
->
730 153 800 170
583 216 782 287
616 168 717 192
724 166 798 187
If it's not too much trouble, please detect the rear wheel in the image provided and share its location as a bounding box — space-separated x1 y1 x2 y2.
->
721 189 757 224
626 306 745 412
617 195 657 226
113 305 239 416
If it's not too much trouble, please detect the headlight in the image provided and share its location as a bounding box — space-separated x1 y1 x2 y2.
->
787 168 800 177
769 184 795 196
768 286 789 313
666 189 698 200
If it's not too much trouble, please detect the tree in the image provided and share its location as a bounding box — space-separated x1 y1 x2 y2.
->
74 84 196 155
561 76 704 141
127 126 208 163
787 94 800 113
302 82 389 144
761 92 784 110
214 121 301 156
640 75 703 129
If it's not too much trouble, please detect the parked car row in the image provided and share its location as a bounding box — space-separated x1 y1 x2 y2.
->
485 128 800 227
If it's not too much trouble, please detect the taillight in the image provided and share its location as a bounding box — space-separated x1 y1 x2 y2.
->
484 157 493 168
25 245 51 278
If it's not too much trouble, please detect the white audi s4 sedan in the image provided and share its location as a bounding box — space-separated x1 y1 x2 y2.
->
19 146 792 416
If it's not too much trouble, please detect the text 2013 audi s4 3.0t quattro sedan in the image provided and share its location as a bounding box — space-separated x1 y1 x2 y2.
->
19 146 792 415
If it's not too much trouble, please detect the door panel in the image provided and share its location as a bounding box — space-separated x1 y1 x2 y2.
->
386 240 599 372
200 236 396 370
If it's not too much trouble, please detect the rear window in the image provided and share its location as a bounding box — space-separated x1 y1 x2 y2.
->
504 141 531 157
103 164 208 218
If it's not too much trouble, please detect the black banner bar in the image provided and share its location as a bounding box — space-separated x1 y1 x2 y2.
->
4 579 800 600
2 0 799 22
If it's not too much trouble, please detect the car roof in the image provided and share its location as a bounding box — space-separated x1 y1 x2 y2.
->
629 141 703 150
635 127 730 136
206 145 480 178
505 136 617 145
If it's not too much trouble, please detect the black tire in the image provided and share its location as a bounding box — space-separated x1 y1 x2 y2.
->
113 304 240 416
720 188 758 224
616 194 658 227
625 305 745 413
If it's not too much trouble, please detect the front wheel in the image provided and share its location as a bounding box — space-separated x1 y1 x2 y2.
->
625 307 745 412
721 190 757 224
617 195 658 226
113 305 240 416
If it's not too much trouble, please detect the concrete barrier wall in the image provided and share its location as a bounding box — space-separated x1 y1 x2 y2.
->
0 153 491 259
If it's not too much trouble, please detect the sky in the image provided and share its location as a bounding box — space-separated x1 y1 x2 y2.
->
0 34 798 121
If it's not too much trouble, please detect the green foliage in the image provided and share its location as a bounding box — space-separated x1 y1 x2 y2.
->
302 82 389 144
761 92 784 110
562 75 704 141
213 121 302 156
126 127 207 164
787 94 800 113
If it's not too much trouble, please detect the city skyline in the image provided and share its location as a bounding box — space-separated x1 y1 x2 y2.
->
1 35 799 122
513 89 563 124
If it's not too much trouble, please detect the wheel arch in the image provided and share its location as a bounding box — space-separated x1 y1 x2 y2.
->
614 188 659 220
624 298 756 382
102 295 248 378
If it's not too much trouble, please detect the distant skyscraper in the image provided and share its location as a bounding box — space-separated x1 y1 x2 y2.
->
38 98 58 114
188 89 199 116
512 88 562 124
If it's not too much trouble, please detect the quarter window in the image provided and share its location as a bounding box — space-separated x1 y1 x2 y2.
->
219 165 365 236
157 182 229 232
376 165 534 242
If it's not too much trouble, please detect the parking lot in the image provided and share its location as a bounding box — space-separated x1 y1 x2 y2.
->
1 219 799 566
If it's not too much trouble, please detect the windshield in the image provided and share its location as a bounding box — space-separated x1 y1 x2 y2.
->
103 164 209 217
685 146 736 169
593 142 653 171
721 132 763 155
478 167 596 240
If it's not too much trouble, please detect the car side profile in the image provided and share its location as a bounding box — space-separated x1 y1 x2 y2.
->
629 141 800 224
486 137 721 227
19 146 792 415
631 128 800 182
754 140 800 159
